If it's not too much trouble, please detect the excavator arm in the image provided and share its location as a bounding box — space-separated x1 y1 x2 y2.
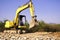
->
14 0 35 26
13 2 29 26
16 0 34 17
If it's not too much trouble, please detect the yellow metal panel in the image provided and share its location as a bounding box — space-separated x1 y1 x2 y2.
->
5 21 14 28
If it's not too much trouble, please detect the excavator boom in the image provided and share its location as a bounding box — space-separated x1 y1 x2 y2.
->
14 0 35 26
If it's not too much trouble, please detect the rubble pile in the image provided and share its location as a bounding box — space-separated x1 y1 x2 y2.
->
0 32 60 40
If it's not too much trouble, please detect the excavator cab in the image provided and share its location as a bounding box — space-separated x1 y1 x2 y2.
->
18 15 27 29
19 15 26 26
17 15 28 33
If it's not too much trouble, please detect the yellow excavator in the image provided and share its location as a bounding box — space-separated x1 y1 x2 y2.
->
4 0 39 34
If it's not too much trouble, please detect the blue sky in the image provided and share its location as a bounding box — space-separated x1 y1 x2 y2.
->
0 0 60 24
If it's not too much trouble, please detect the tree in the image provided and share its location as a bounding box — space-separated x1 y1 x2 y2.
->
0 21 5 32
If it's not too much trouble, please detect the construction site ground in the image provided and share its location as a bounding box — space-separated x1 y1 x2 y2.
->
0 32 60 40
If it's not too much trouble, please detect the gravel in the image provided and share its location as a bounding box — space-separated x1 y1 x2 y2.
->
0 32 60 40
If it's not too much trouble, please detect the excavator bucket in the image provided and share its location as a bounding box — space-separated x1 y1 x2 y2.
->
29 15 39 29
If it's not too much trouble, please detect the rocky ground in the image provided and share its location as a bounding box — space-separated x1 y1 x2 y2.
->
0 32 60 40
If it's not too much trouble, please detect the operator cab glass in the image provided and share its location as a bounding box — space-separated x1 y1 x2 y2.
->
19 15 26 26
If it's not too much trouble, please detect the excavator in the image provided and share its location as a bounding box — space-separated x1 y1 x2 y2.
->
4 0 39 34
